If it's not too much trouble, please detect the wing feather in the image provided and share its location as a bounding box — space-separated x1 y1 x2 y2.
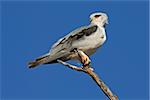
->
51 25 97 50
47 24 98 63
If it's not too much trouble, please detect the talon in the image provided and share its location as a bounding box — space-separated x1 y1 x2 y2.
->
76 49 91 68
83 60 91 67
80 55 91 66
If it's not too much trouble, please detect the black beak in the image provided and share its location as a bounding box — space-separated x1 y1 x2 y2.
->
103 23 107 28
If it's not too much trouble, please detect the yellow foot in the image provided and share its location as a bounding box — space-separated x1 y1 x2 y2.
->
77 50 91 67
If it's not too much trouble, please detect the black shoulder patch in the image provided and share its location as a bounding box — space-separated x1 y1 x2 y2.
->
75 25 98 40
65 25 98 42
82 25 98 36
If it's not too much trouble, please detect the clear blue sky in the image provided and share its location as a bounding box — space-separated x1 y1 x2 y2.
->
1 1 149 100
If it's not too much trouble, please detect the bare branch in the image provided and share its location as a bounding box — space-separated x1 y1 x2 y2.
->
57 60 118 100
57 60 83 71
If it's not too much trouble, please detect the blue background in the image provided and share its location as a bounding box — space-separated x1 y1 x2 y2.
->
1 1 149 100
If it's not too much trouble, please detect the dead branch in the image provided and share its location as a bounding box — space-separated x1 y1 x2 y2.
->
57 60 118 100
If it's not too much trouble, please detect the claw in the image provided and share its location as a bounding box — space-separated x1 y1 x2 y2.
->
77 49 91 67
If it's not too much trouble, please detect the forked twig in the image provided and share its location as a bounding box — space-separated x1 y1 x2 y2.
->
57 60 118 100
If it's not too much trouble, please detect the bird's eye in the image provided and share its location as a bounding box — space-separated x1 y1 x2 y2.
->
94 15 101 18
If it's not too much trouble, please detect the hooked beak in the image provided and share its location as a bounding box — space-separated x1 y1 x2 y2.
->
105 19 109 24
103 19 108 28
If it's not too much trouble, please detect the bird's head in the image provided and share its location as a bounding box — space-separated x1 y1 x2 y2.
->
90 12 108 27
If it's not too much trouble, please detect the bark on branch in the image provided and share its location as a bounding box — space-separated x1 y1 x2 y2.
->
57 60 118 100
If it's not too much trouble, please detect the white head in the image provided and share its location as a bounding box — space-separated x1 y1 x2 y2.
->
90 12 108 27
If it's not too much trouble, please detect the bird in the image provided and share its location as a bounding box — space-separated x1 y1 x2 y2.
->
28 12 108 68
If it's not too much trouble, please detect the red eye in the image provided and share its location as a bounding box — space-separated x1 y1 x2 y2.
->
94 15 101 18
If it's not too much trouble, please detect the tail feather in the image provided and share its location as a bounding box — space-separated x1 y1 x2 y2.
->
28 61 40 68
28 55 49 68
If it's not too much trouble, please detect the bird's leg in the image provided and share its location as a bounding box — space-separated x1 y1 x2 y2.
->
73 49 91 68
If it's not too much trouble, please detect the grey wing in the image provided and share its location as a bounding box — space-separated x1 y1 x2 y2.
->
51 25 87 49
46 24 98 63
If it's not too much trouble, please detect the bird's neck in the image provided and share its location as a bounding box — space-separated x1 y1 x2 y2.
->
91 21 106 37
91 21 105 28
